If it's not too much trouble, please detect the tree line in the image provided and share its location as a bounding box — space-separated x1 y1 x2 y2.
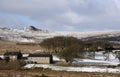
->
40 36 120 63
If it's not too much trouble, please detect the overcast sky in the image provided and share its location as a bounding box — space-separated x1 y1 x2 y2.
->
0 0 120 31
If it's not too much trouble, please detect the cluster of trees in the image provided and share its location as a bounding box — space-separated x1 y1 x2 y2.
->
40 36 120 63
40 36 84 63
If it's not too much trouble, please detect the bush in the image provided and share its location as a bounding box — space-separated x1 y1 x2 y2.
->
107 65 116 68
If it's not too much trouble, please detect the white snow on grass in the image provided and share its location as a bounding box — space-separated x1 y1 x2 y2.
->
24 64 120 73
20 39 35 42
73 51 120 65
73 59 119 65
24 64 35 69
95 51 105 60
95 52 119 62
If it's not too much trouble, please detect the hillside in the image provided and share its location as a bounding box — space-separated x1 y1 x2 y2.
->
0 26 120 43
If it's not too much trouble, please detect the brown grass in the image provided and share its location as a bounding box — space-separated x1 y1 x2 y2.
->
0 40 43 54
0 60 26 70
0 68 119 77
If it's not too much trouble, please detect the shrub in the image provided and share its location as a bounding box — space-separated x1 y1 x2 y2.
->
107 65 116 68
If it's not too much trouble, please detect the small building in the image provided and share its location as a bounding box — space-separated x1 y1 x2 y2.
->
28 54 53 64
4 51 22 61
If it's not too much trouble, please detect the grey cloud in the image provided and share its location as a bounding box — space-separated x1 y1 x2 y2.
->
0 0 120 31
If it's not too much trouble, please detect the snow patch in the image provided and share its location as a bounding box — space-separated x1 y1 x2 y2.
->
20 39 35 42
24 64 120 73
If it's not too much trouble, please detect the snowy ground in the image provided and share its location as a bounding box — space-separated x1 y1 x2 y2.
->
24 64 120 73
73 52 120 65
24 52 120 73
73 59 119 65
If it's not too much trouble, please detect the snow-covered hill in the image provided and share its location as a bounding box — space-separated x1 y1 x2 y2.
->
0 26 56 42
0 26 120 42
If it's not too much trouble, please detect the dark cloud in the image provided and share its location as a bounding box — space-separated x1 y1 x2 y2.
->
0 0 120 31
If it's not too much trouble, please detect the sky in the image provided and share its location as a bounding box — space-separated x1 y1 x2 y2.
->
0 0 120 32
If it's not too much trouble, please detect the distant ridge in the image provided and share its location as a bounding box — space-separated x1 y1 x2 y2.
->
0 26 120 43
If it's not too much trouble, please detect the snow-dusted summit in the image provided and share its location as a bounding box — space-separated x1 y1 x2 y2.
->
24 26 43 32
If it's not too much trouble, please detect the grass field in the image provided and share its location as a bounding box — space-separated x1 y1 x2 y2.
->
0 40 43 54
0 68 120 77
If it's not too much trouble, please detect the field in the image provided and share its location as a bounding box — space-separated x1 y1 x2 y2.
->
0 40 43 54
0 68 120 77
